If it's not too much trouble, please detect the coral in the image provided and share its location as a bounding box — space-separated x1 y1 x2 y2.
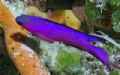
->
26 6 48 18
26 6 81 30
84 2 102 21
64 10 81 30
40 40 82 74
0 1 49 75
107 0 120 7
84 1 103 33
90 0 106 12
49 9 81 30
1 0 26 17
49 10 65 24
1 0 120 75
112 10 120 32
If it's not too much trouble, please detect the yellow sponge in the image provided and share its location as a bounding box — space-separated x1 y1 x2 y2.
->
26 6 47 18
64 10 81 30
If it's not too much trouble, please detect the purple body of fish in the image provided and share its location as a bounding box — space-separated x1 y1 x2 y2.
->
16 15 109 66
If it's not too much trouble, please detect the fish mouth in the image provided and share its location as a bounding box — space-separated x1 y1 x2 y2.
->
16 15 30 25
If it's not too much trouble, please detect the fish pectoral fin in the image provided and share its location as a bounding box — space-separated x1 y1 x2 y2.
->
35 33 54 42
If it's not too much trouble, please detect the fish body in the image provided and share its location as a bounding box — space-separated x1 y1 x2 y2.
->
16 15 109 67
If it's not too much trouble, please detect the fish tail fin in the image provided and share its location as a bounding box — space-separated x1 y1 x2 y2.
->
81 42 109 66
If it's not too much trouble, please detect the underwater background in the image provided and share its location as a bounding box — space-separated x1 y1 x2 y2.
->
0 0 120 75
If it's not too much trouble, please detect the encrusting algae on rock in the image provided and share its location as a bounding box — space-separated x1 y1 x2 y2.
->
0 1 49 75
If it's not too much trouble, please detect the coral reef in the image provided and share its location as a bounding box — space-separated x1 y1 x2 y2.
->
0 1 49 75
112 10 120 32
0 0 120 75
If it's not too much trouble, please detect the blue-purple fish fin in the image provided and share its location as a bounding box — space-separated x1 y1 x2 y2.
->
80 41 109 66
87 35 105 43
16 14 49 24
35 32 54 42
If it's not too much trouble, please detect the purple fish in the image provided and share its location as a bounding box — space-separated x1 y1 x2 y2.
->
16 15 109 67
